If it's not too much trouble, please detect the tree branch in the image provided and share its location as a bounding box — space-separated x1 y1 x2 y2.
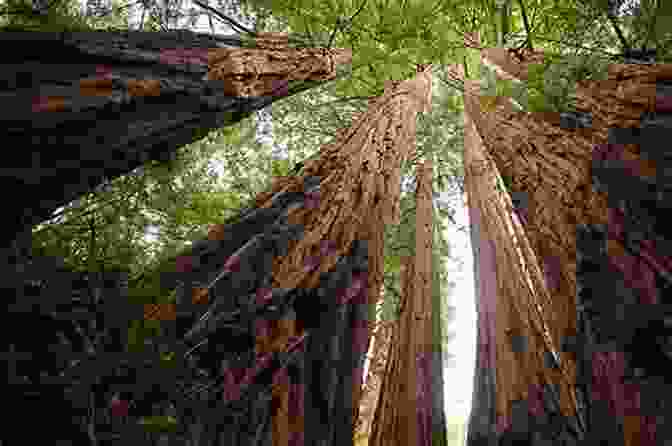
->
529 35 620 57
34 188 141 233
499 1 510 46
326 19 342 50
305 96 371 111
113 0 145 13
516 0 533 49
607 12 631 52
192 0 256 36
599 0 632 53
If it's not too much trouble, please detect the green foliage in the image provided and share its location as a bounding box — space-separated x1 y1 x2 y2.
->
0 0 130 31
126 319 162 354
236 6 468 343
496 171 514 195
31 121 257 351
480 49 611 114
524 51 611 113
240 0 485 98
271 158 292 176
0 0 92 31
139 416 179 433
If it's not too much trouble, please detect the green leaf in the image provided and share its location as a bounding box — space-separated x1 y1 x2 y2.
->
271 158 291 176
161 350 176 361
386 254 402 274
126 319 144 352
139 416 179 433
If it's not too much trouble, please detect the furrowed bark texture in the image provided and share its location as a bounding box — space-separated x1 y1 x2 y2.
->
458 61 580 445
354 317 394 445
0 30 350 250
166 66 432 446
369 158 447 446
462 38 672 445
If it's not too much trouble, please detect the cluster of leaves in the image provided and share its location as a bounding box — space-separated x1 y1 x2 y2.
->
619 0 672 59
524 0 671 62
227 1 479 365
524 51 612 113
0 0 130 31
479 49 612 114
239 0 488 99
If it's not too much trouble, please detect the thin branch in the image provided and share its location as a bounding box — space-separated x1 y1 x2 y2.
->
498 1 509 46
34 188 141 234
326 19 341 49
113 0 145 13
605 8 631 52
438 75 465 95
207 2 215 36
304 96 372 111
349 0 369 23
383 283 401 301
527 35 620 57
326 102 346 127
516 0 533 49
138 4 145 30
192 0 256 35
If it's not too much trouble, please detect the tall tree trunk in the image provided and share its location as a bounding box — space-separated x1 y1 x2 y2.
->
430 218 448 446
354 314 394 445
459 43 586 422
572 64 672 446
461 60 581 445
461 65 499 445
13 58 428 441
368 254 413 446
414 159 447 446
462 41 672 445
0 30 351 250
369 157 447 446
166 65 432 446
467 47 582 418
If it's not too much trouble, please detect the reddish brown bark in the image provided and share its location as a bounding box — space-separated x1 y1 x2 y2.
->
206 65 432 446
369 158 437 446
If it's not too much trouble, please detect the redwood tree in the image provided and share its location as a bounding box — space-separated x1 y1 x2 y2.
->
10 64 432 446
0 30 351 251
462 40 672 446
369 157 447 446
168 64 432 446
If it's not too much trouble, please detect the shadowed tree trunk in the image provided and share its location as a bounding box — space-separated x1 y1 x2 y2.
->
460 60 582 445
0 30 351 251
3 63 430 446
140 65 433 446
460 39 672 445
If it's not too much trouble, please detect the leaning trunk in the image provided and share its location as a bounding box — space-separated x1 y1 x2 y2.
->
164 65 432 446
0 30 351 249
461 59 581 444
463 40 672 445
